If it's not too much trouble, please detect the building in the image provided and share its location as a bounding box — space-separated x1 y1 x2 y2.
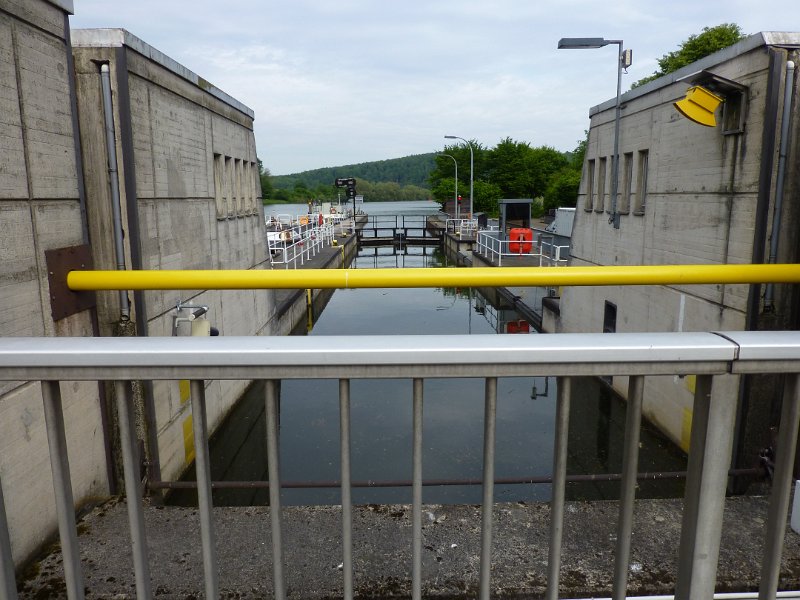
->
0 0 276 566
552 33 800 477
0 0 109 566
71 28 271 490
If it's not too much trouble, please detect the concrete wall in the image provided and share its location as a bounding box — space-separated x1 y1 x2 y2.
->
71 29 277 484
559 33 800 451
0 0 110 566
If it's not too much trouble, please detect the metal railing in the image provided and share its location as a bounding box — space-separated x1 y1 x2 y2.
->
1 331 799 600
445 218 479 237
476 230 568 266
266 214 337 269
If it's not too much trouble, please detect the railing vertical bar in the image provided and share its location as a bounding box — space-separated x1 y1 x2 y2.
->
412 378 424 600
611 375 644 600
113 381 152 599
759 373 800 600
676 374 738 598
546 375 572 600
0 472 18 600
675 375 712 599
479 377 497 600
41 380 85 600
189 379 218 598
266 379 286 600
339 379 353 600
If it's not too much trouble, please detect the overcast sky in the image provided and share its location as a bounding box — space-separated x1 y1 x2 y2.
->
70 1 798 175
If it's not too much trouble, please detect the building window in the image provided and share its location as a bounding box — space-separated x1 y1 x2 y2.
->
585 159 595 211
236 159 245 215
596 157 607 213
634 150 648 215
243 162 253 214
213 154 225 218
214 155 259 219
722 91 746 135
603 300 617 334
223 157 233 217
620 152 633 214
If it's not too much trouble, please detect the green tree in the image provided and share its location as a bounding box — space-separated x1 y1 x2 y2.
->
569 132 588 170
472 180 504 215
258 159 274 200
633 24 745 88
543 167 582 211
527 146 569 198
486 137 535 198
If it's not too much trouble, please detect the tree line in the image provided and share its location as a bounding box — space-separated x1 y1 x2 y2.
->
259 24 744 213
429 137 585 217
260 139 584 214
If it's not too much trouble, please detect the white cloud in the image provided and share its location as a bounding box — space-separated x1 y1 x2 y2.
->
71 0 800 174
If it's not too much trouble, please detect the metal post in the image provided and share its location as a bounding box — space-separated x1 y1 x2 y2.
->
266 380 286 600
675 374 738 598
339 379 353 600
546 376 572 600
444 135 473 220
438 154 458 221
479 377 497 600
189 379 218 598
99 63 130 318
113 381 152 598
41 381 85 599
412 378 424 600
612 375 644 600
675 375 711 600
759 373 800 599
610 42 623 229
0 473 18 600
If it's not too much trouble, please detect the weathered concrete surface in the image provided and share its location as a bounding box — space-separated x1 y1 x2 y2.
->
0 0 110 569
18 496 800 598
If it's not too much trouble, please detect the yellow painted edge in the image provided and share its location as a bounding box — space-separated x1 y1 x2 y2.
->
183 414 195 464
179 379 190 405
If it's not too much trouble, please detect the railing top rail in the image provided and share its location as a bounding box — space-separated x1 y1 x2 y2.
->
2 331 799 380
65 264 800 291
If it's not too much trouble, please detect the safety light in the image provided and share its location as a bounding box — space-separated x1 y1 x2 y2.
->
674 85 724 127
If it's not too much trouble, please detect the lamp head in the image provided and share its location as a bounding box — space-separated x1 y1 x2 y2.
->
558 37 609 49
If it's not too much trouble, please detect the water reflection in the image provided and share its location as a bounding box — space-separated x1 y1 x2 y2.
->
171 217 686 507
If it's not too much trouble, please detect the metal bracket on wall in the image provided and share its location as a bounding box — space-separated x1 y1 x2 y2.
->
45 244 97 321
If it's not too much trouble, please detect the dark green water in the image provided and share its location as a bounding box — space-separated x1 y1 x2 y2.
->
170 240 686 508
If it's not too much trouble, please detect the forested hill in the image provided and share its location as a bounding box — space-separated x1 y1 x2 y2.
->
272 153 435 190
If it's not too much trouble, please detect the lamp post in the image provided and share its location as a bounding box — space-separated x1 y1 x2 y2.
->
557 37 626 229
444 135 473 221
438 153 459 220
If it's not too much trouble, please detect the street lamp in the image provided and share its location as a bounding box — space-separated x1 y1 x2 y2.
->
444 135 473 221
438 153 459 220
557 37 628 229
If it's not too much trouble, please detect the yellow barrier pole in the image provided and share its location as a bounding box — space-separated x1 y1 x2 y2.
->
67 264 800 291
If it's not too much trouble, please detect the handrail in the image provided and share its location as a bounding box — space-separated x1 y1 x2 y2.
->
0 331 799 600
66 263 800 290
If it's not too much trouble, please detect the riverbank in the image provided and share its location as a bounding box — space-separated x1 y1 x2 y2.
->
19 495 800 598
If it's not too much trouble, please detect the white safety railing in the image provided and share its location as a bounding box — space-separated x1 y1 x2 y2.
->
446 218 479 238
534 233 570 267
1 331 799 600
476 230 570 267
266 214 338 269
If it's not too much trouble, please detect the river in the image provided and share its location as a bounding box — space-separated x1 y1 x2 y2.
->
171 201 686 507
